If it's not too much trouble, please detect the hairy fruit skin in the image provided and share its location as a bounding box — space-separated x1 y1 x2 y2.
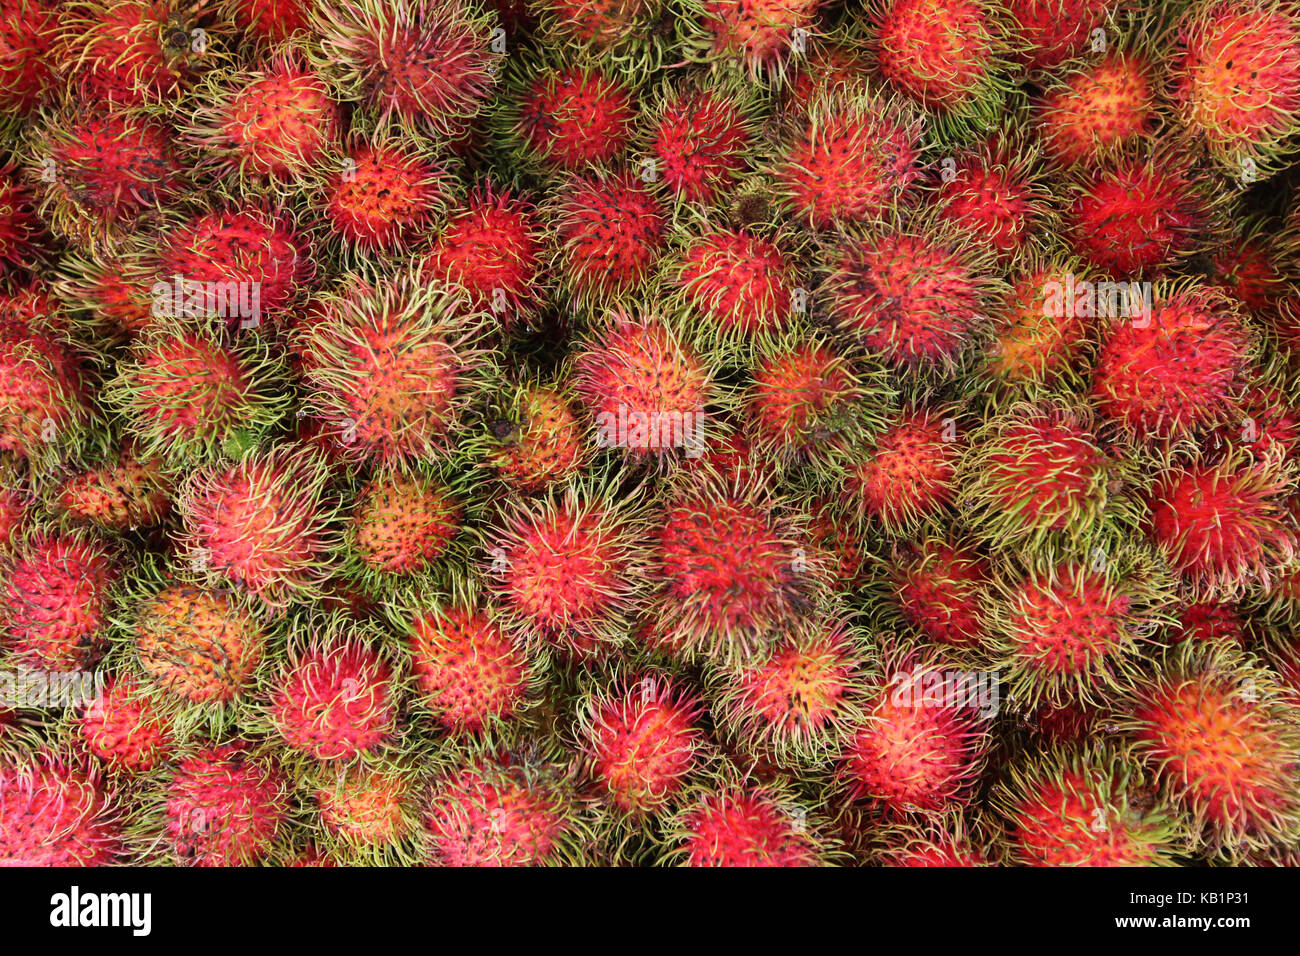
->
270 640 397 761
164 743 289 866
667 783 826 866
79 674 172 772
0 757 122 865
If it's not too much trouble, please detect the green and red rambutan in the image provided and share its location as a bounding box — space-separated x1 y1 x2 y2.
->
693 0 825 81
651 470 830 663
0 300 93 467
343 463 464 591
987 550 1170 707
318 137 449 256
546 169 668 306
836 650 992 815
1063 143 1219 278
661 773 835 866
868 0 1010 134
869 814 991 866
400 596 535 734
161 741 289 866
956 403 1132 549
221 0 311 44
176 444 340 609
575 670 705 816
0 0 58 114
770 82 923 230
1121 642 1300 855
131 581 268 707
157 205 314 328
77 673 173 772
1034 50 1159 167
104 321 292 465
484 477 649 660
1004 0 1118 71
0 752 122 865
892 537 992 650
313 762 421 862
1 530 120 672
51 440 173 531
0 166 44 275
991 744 1184 866
425 741 595 866
266 623 399 763
573 311 715 464
826 219 999 372
641 79 757 206
666 224 798 353
510 60 635 172
840 406 963 536
1091 284 1253 441
708 615 867 767
182 50 341 188
294 270 493 463
52 236 158 346
484 381 588 493
1145 451 1298 597
1169 0 1300 176
423 182 546 331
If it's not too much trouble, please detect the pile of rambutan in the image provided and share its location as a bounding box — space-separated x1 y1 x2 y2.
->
3 0 1300 872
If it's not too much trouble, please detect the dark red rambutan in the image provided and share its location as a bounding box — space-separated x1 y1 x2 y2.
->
515 62 635 170
643 82 755 205
893 538 991 649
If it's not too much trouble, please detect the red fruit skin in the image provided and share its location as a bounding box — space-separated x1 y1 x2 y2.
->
552 171 667 300
271 643 396 761
409 605 531 733
703 0 824 74
935 157 1040 262
225 0 312 44
79 675 172 772
895 542 991 648
649 89 751 204
677 228 793 339
1036 52 1156 165
426 758 579 866
0 758 121 865
2 534 119 672
215 60 340 180
873 0 996 109
1146 460 1297 594
325 143 444 252
424 184 543 326
0 0 58 113
61 0 197 106
0 310 91 461
518 66 634 170
582 677 703 816
0 169 43 273
1091 290 1250 440
165 743 288 866
847 410 961 531
158 208 313 325
1006 0 1117 71
675 787 821 866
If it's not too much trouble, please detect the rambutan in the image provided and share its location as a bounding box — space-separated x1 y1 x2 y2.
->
771 83 923 229
837 652 992 815
547 169 668 305
402 598 534 734
320 138 448 254
512 60 635 171
51 440 173 530
1145 452 1297 597
312 0 500 136
294 270 492 463
162 741 289 866
932 131 1048 264
423 182 545 330
576 671 705 816
267 626 398 762
709 616 866 767
1121 642 1300 855
1091 284 1252 441
1035 50 1158 166
0 754 121 864
132 582 267 705
104 321 292 464
642 80 756 206
841 407 962 535
1005 0 1119 71
176 444 339 608
573 312 714 464
0 0 58 114
484 381 588 492
344 464 463 588
892 537 991 649
1170 0 1300 175
991 744 1183 866
78 673 172 772
314 763 418 860
1 531 120 672
425 744 593 866
484 477 648 659
695 0 824 80
0 166 44 275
